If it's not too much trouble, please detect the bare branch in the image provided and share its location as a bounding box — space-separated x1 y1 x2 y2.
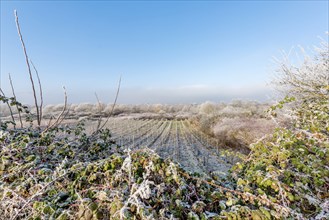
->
0 88 16 129
8 73 23 128
94 92 103 131
46 115 55 129
14 10 40 126
56 108 70 129
97 75 121 131
42 86 68 133
30 60 43 125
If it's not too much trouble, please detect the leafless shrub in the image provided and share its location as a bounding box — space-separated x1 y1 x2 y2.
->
42 105 56 116
218 105 252 118
103 104 113 114
92 102 106 113
53 104 67 112
272 40 329 100
212 117 276 150
148 104 163 113
199 101 216 115
74 103 94 113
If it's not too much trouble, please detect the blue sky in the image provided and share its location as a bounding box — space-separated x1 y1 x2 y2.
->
1 1 328 104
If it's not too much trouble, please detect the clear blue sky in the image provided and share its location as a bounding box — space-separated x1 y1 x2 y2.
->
1 1 328 104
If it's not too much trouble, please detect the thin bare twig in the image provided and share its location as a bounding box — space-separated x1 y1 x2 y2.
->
30 60 43 125
56 108 70 128
0 88 16 129
14 10 40 126
8 73 23 128
97 75 121 131
42 86 67 134
94 92 103 131
46 115 55 129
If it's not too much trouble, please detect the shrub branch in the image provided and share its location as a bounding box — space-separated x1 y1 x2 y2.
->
8 73 23 128
14 10 41 126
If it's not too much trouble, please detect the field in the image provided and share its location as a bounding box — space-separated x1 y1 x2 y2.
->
92 118 233 175
0 110 239 175
1 101 266 176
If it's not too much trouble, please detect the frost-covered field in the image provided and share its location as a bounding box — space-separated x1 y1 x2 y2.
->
85 118 235 175
2 102 263 175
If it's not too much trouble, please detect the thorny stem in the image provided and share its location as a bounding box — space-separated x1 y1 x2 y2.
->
8 73 23 128
0 88 16 129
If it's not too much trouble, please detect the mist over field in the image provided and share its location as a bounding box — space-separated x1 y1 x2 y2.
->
38 84 273 105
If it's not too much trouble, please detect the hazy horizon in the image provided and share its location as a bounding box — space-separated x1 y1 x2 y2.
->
4 83 274 106
1 1 328 104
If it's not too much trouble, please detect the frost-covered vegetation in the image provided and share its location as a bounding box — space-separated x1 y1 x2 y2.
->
0 125 287 219
1 10 328 220
0 100 277 154
1 40 328 219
